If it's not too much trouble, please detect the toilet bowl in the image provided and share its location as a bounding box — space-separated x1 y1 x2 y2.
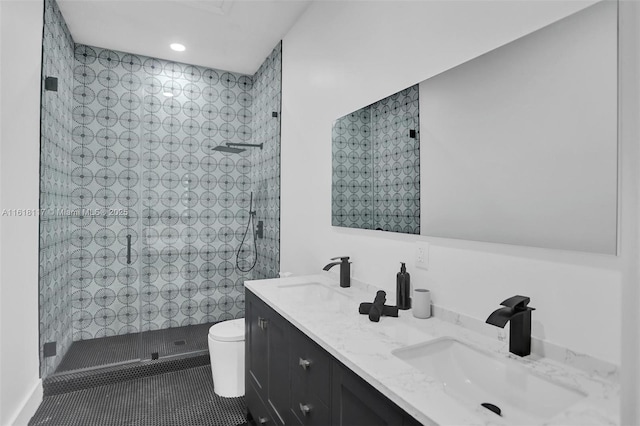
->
208 318 245 397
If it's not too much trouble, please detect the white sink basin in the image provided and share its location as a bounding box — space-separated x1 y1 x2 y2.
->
392 337 586 423
277 282 349 306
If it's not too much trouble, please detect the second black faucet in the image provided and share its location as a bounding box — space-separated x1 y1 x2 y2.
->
486 295 535 357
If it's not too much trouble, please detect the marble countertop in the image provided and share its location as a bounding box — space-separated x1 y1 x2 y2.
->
245 273 619 426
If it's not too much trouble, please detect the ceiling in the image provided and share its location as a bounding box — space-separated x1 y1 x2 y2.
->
57 0 312 75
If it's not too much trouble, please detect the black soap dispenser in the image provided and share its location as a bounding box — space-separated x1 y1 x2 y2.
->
396 262 411 310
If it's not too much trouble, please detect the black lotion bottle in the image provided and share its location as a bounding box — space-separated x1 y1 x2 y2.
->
396 262 411 310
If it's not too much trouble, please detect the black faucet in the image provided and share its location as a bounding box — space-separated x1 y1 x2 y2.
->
323 256 351 288
486 295 535 357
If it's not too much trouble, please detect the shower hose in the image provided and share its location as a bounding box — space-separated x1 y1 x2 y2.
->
236 192 258 273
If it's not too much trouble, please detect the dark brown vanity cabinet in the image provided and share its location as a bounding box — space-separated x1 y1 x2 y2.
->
246 289 423 426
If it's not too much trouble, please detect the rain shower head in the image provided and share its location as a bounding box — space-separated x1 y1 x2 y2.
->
212 143 263 154
212 145 246 154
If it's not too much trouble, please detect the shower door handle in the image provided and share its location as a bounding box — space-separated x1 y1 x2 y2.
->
126 234 131 264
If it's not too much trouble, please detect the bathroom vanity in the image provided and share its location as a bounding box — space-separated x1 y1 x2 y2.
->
246 288 421 426
245 275 619 425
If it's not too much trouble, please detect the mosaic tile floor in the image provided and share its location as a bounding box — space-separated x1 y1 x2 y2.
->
31 365 247 426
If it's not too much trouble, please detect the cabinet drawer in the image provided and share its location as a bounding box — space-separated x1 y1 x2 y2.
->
290 396 331 426
290 327 331 406
247 382 274 426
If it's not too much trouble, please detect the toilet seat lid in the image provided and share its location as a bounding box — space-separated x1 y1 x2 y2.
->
209 318 244 342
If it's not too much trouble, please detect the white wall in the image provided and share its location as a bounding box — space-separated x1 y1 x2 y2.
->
281 0 622 365
618 0 640 423
0 1 44 425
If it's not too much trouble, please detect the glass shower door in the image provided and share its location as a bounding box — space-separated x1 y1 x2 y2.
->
79 48 145 367
138 59 216 361
58 46 145 374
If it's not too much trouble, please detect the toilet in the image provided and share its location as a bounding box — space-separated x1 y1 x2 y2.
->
208 318 245 397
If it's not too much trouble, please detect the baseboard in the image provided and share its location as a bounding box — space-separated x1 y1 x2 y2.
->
8 379 42 426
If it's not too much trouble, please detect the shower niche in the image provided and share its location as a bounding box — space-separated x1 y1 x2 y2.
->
39 0 281 378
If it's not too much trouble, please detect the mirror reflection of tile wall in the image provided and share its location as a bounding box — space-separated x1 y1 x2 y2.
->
331 85 420 234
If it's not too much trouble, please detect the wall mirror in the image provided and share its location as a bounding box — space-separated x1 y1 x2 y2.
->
331 85 420 234
420 1 618 254
330 2 617 254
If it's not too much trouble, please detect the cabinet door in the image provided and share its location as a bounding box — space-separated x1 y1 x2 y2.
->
332 361 404 426
247 381 275 426
266 309 290 425
247 291 269 395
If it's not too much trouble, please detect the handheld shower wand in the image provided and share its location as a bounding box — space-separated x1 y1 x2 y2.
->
236 192 258 273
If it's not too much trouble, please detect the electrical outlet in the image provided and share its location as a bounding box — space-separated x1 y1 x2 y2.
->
415 242 429 270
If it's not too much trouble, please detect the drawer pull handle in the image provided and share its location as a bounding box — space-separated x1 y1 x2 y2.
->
299 358 311 370
258 317 268 331
299 403 312 415
258 416 269 424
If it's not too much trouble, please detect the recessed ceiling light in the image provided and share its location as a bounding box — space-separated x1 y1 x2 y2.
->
170 43 186 52
163 92 174 97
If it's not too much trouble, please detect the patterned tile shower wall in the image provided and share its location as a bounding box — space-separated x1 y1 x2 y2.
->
331 85 420 234
135 56 253 332
371 85 420 234
40 0 75 376
249 43 281 280
70 44 266 339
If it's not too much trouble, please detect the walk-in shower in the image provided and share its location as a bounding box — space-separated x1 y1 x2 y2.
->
38 0 281 381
